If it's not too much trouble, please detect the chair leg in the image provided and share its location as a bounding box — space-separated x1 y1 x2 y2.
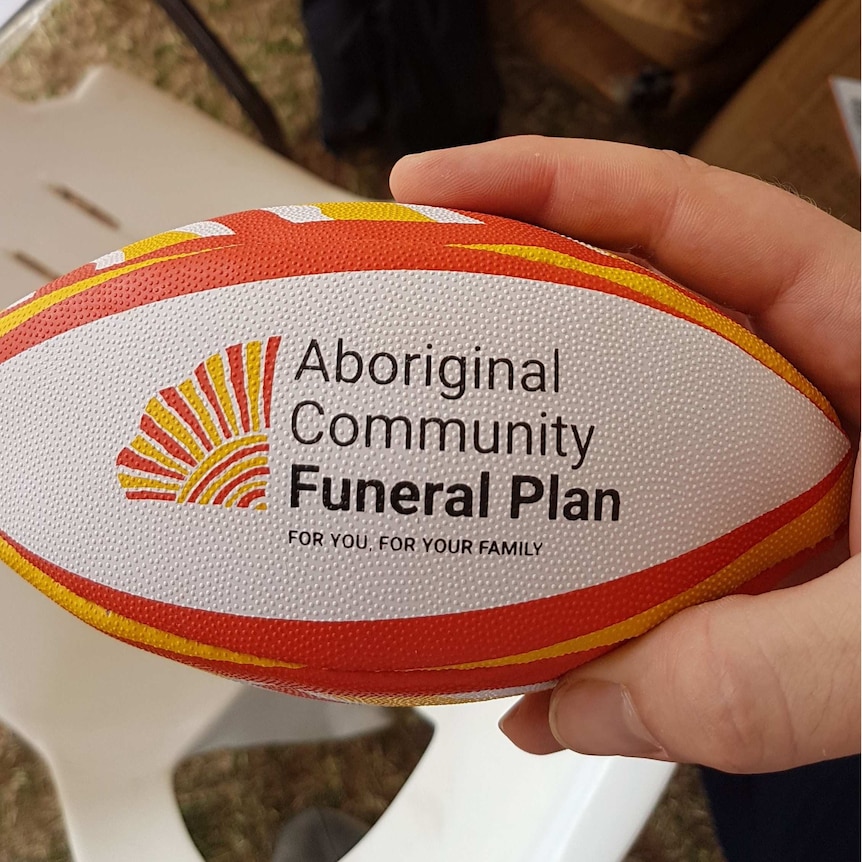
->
52 761 204 862
152 0 290 156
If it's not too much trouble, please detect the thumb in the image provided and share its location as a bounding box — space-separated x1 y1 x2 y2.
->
502 556 860 773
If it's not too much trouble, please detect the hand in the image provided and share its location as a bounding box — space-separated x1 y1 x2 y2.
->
391 136 860 774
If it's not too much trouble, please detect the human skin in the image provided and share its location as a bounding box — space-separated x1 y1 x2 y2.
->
390 136 860 774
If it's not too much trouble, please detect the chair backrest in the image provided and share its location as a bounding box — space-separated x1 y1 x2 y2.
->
0 66 674 862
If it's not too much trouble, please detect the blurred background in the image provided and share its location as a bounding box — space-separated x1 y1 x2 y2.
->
1 0 858 218
0 1 858 860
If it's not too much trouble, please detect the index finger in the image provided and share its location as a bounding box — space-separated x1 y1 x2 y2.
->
390 136 860 426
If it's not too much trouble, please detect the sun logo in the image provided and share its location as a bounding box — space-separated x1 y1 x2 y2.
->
116 338 281 510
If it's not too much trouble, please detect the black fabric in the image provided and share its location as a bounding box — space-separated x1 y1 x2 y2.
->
301 0 501 157
700 756 861 862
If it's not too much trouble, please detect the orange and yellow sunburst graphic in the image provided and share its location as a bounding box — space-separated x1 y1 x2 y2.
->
116 338 281 510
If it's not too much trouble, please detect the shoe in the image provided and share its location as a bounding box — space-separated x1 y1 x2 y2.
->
272 807 370 862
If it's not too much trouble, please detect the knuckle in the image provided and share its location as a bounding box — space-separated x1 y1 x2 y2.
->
666 600 793 772
654 148 712 177
638 150 719 260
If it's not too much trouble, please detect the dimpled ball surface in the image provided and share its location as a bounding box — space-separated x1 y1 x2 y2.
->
0 202 852 705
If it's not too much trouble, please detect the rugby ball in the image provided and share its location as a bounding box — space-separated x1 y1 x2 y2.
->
0 202 852 705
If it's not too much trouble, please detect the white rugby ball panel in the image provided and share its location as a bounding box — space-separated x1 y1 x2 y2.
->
0 269 847 621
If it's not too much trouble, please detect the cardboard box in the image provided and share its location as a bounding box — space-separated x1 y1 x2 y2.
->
581 0 763 69
691 0 860 228
498 0 656 106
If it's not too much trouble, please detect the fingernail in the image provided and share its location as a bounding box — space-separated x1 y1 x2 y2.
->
498 695 564 755
549 679 667 758
498 698 523 735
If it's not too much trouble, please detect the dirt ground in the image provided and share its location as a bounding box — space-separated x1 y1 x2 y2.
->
0 1 727 860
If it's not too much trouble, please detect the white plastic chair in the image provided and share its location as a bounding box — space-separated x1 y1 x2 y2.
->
0 66 674 861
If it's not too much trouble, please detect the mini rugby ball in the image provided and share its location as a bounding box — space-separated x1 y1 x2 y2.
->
0 202 852 705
